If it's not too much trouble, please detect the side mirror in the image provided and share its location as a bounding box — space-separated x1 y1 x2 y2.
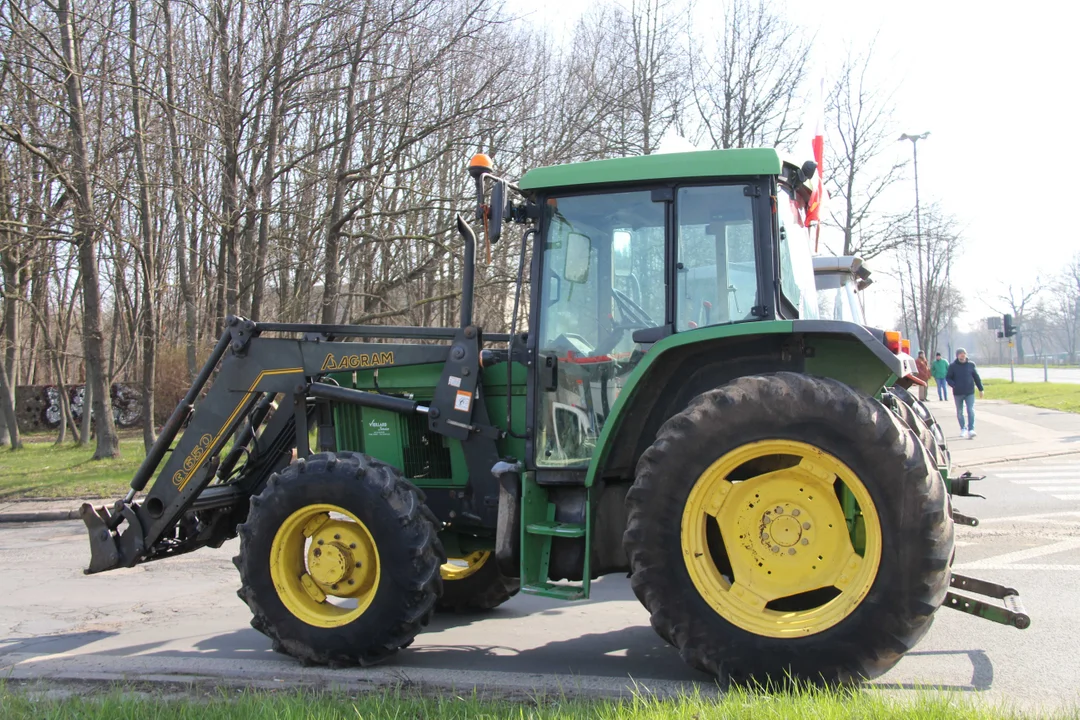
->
489 179 505 244
564 232 592 284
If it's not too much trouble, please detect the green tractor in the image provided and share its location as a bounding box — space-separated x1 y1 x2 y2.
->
81 148 1027 684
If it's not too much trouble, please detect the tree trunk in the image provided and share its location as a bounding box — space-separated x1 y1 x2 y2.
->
0 351 19 450
321 33 366 325
56 0 119 459
162 0 198 379
129 0 157 451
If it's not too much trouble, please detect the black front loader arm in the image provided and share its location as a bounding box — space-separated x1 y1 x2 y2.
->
81 317 494 574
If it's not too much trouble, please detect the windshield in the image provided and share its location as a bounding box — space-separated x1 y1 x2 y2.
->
535 190 665 466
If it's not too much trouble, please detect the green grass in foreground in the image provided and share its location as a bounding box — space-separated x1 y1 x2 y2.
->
0 436 144 500
0 685 1069 720
984 380 1080 414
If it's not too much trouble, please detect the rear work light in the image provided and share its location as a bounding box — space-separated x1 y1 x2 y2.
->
884 330 902 354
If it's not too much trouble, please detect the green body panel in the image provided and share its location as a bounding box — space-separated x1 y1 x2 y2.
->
583 322 897 487
331 361 527 488
805 338 898 397
519 148 783 191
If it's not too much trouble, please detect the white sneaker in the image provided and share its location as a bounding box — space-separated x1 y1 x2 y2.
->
960 429 969 439
968 429 977 438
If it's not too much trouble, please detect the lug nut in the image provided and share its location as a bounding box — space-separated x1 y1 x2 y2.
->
771 545 780 553
761 533 770 541
803 522 811 530
347 579 354 585
788 548 796 555
801 538 809 546
334 534 341 540
317 539 324 545
774 506 783 514
791 509 800 517
331 584 338 590
355 562 362 568
350 543 357 549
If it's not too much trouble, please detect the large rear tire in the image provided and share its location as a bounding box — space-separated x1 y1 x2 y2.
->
624 372 953 684
437 551 520 612
235 452 443 666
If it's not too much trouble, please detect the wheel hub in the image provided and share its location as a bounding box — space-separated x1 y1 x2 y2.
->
762 508 807 548
308 542 352 585
681 439 882 638
269 504 381 628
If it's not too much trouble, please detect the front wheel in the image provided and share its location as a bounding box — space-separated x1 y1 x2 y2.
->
235 452 443 666
624 373 953 684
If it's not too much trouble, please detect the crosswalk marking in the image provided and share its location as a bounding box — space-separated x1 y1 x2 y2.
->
992 460 1080 501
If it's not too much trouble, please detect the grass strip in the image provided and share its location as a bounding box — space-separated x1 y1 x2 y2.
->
983 381 1080 414
0 684 1069 720
0 437 144 500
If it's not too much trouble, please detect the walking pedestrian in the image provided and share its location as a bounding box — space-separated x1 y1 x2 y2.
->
915 351 931 401
931 352 949 401
945 348 983 439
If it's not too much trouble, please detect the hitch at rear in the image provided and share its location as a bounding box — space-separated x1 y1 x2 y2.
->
943 573 1031 630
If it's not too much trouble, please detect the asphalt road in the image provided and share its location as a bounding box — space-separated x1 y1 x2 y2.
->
980 366 1080 384
2 405 1079 711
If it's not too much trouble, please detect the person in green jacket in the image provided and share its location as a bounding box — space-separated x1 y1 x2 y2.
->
931 352 949 401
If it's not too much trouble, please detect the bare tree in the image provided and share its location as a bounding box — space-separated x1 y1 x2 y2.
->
898 205 962 355
1048 253 1080 363
688 0 810 150
826 39 908 260
996 283 1041 365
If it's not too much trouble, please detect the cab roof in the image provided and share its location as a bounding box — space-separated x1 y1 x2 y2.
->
518 148 783 192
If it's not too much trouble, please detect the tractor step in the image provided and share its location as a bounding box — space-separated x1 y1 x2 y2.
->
525 521 586 537
519 472 592 600
943 572 1030 629
521 582 586 600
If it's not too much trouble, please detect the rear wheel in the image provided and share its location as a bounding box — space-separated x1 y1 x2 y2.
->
437 551 520 612
624 372 953 684
235 452 443 666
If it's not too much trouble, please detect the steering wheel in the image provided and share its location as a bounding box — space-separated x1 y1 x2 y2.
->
591 288 657 357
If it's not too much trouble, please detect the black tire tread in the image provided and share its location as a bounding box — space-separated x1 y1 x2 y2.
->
234 451 443 666
436 556 520 612
624 372 953 684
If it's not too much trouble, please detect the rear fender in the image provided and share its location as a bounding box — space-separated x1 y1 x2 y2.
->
585 320 902 486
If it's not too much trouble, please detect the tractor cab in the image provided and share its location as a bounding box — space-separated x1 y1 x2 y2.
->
506 149 823 468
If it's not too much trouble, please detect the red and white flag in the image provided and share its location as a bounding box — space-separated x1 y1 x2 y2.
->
806 78 827 234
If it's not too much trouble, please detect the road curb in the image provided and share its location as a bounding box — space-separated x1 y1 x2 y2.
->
956 448 1080 468
0 508 80 524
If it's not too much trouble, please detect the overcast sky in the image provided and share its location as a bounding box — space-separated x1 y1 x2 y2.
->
511 0 1076 331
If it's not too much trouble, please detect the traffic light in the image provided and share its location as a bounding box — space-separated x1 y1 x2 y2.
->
1003 314 1017 338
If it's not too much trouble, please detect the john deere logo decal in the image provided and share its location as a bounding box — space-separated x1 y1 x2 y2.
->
320 351 395 371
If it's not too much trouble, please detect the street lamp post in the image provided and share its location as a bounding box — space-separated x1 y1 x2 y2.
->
899 131 929 350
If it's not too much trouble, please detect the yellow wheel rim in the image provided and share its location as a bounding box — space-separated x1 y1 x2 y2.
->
681 439 882 638
269 503 380 628
441 551 490 581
